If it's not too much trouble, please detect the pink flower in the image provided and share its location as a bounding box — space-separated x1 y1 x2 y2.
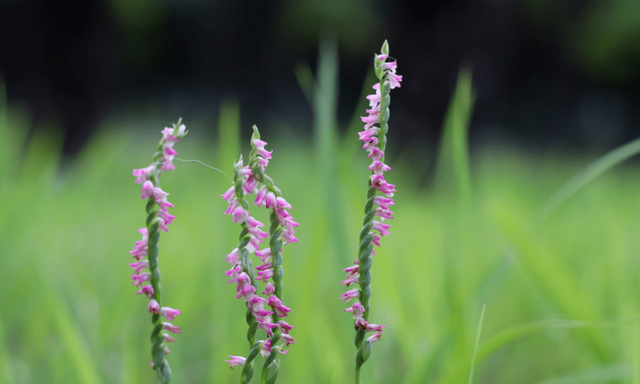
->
153 187 174 210
343 265 359 276
373 196 394 209
141 180 155 199
280 333 296 346
345 302 365 319
148 299 160 313
255 248 272 263
367 330 384 343
225 355 246 369
133 166 155 184
136 284 154 298
158 210 176 226
278 320 295 333
131 272 151 285
375 208 394 220
339 289 361 302
371 221 391 236
160 307 181 321
260 339 274 358
369 161 391 175
389 73 403 89
221 186 235 202
362 136 379 151
363 323 385 332
162 322 182 334
226 248 240 264
340 275 359 286
381 60 397 71
371 174 396 195
268 295 291 317
368 147 384 161
257 318 279 337
129 260 149 274
263 282 275 295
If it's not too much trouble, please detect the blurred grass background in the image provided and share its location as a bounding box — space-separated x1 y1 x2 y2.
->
3 45 640 384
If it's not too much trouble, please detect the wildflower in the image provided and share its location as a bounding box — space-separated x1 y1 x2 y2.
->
225 355 246 369
342 40 401 379
129 120 186 382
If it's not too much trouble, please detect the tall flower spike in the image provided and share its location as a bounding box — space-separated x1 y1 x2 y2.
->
249 126 297 384
222 125 297 384
343 40 402 384
130 119 187 384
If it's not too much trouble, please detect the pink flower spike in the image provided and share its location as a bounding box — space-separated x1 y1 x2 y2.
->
160 307 181 322
225 355 246 369
162 322 182 334
339 289 361 302
141 180 154 199
136 284 154 298
372 221 391 236
148 299 160 314
376 54 389 62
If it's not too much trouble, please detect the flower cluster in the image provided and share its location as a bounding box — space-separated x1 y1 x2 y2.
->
222 127 297 379
341 41 401 376
130 121 187 382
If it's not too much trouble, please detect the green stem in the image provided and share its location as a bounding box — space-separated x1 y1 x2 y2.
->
355 365 362 384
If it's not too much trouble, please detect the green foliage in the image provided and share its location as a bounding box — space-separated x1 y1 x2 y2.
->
3 70 640 384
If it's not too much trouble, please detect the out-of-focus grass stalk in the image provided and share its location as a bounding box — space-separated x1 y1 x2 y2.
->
467 304 486 384
435 67 475 206
534 136 640 224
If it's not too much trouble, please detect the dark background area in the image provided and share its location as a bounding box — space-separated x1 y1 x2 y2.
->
1 0 640 155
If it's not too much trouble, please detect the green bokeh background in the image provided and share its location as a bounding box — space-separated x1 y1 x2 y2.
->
2 44 640 384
